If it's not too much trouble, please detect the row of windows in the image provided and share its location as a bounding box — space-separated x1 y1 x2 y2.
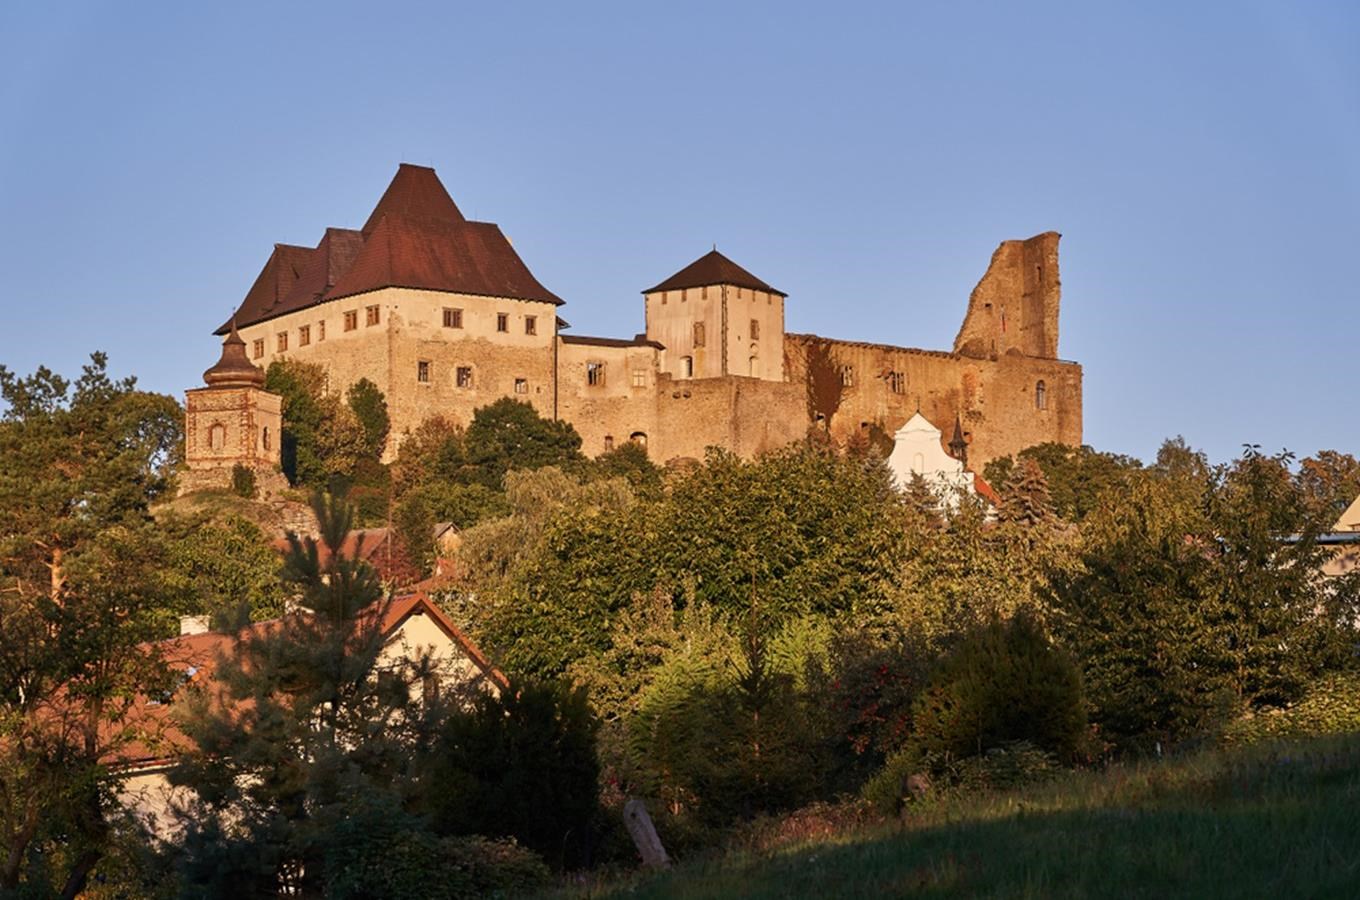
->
205 423 271 452
252 305 380 359
691 319 761 348
443 307 537 335
415 360 529 394
602 432 648 452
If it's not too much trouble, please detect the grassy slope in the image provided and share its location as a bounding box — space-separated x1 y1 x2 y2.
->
590 735 1360 899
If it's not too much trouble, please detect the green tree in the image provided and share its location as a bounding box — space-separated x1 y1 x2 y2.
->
984 443 1142 522
1296 449 1360 525
462 398 584 491
0 354 179 897
169 491 446 896
162 514 286 628
421 680 600 870
346 377 390 461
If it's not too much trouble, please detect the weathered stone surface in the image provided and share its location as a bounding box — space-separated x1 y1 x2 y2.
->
623 798 670 869
954 232 1063 361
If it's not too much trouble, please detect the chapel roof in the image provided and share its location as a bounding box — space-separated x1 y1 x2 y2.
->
218 165 562 333
643 249 785 297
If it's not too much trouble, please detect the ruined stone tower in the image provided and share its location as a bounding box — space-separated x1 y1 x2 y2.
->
953 232 1062 360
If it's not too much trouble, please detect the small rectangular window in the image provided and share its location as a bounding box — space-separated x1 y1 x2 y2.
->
298 325 310 347
681 356 693 378
587 362 605 386
496 312 508 333
318 320 326 341
443 308 463 329
456 366 473 388
252 339 264 359
750 319 760 340
344 310 358 332
276 332 288 352
366 305 380 327
514 378 528 394
889 371 905 394
840 365 854 387
632 370 646 388
417 360 430 383
525 315 536 336
604 435 615 452
693 322 705 347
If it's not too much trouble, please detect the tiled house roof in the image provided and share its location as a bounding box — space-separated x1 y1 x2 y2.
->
643 249 785 296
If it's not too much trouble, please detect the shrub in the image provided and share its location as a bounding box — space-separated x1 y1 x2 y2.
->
1221 673 1360 746
422 680 601 870
863 740 1060 814
230 463 256 499
912 611 1087 764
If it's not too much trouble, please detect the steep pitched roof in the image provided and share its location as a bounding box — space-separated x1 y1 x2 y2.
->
215 243 314 334
325 215 563 305
644 249 785 296
220 165 562 331
361 163 465 235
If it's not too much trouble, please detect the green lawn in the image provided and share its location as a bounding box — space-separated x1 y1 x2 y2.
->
583 735 1360 899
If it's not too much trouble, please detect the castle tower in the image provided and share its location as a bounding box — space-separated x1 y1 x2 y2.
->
642 250 786 381
953 231 1062 360
181 323 286 495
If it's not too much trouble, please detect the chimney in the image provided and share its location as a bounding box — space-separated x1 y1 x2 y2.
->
179 615 210 636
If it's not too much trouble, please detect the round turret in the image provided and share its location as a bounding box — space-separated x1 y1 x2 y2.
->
203 321 266 388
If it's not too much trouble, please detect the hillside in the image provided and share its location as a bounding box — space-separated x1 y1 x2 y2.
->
581 734 1360 899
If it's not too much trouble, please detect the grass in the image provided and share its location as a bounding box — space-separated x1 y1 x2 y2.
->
572 734 1360 899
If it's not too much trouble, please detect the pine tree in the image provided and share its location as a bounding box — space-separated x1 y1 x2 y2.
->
999 458 1054 526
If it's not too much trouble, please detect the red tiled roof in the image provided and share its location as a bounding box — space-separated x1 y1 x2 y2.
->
643 249 785 296
219 165 563 332
972 473 1001 507
215 243 314 335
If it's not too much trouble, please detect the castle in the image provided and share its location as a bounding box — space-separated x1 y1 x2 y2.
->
185 164 1081 483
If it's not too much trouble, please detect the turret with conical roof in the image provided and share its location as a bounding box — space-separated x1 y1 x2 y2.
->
203 322 267 388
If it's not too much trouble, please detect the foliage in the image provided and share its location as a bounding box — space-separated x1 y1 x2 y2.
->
1220 673 1360 746
229 463 256 499
346 377 391 461
264 359 374 487
910 612 1087 765
169 491 447 896
863 740 1060 814
421 680 601 870
1295 449 1360 525
797 339 844 434
161 514 285 628
462 397 585 491
0 354 180 897
583 441 663 493
996 458 1053 526
984 442 1142 522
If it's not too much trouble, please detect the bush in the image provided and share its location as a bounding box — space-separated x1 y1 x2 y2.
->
422 680 601 870
912 611 1087 764
1221 673 1360 746
863 740 1060 814
230 463 256 499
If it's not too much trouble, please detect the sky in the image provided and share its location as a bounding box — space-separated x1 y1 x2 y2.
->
1 1 1357 466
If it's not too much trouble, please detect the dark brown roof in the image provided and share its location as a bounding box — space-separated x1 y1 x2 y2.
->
219 165 563 332
203 322 265 387
216 244 314 334
325 215 563 306
362 163 465 235
644 249 785 296
560 334 665 350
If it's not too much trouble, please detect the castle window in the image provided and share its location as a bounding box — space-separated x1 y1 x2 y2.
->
514 378 528 394
604 435 614 452
298 325 310 347
693 322 705 347
525 315 537 336
262 427 271 451
443 308 463 329
417 360 431 383
456 366 474 389
749 356 758 376
276 332 288 353
1036 380 1048 410
208 423 226 451
365 305 380 327
681 356 693 378
630 431 647 447
750 319 760 340
344 311 358 331
587 362 605 387
497 313 508 333
840 365 855 387
632 370 646 388
252 339 264 359
318 320 326 341
889 371 905 394
702 286 708 300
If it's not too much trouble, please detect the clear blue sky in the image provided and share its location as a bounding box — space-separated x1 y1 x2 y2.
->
2 1 1357 466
